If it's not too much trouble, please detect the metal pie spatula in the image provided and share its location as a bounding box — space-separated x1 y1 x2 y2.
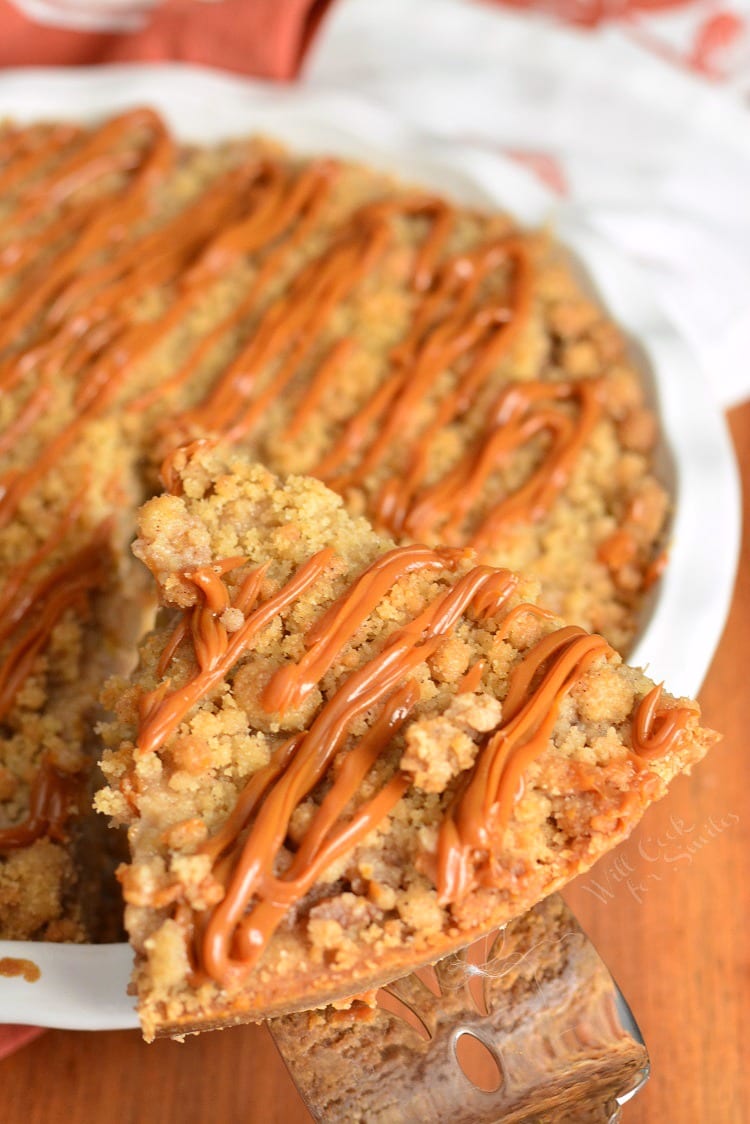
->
269 894 648 1122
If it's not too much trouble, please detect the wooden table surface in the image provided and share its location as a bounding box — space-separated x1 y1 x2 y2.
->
2 404 747 1124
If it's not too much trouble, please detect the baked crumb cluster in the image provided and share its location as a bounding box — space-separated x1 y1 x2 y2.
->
97 450 713 1039
0 109 674 953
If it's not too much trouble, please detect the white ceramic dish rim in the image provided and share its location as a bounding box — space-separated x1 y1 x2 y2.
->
0 64 740 1032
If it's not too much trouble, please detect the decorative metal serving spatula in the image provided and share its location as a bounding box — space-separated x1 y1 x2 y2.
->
270 894 648 1122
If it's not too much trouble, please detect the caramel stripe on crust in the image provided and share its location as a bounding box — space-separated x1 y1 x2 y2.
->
0 760 81 852
131 543 694 987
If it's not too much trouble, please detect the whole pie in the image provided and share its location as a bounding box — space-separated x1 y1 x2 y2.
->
0 110 708 1031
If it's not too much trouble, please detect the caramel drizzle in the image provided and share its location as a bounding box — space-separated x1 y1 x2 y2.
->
0 379 53 459
437 625 613 903
0 758 80 852
630 684 695 759
135 545 695 982
0 493 105 850
643 547 669 592
162 196 454 450
262 544 468 716
0 123 82 195
0 534 109 721
0 111 158 237
458 660 486 695
280 337 354 442
201 689 415 984
130 160 338 414
313 237 599 543
137 550 336 755
436 635 696 904
146 547 516 984
380 377 603 546
0 154 256 401
316 239 529 487
116 159 334 417
0 112 177 527
0 488 85 640
170 211 392 443
158 438 218 499
0 110 174 359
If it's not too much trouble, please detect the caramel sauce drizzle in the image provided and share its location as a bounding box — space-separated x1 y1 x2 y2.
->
0 956 41 981
0 758 80 852
158 438 218 499
630 683 695 760
0 123 82 195
171 210 391 444
159 195 456 456
137 550 336 755
0 487 85 641
436 636 695 904
458 660 486 695
0 110 174 359
191 550 518 984
0 535 109 720
280 337 354 442
437 625 613 903
158 193 601 549
315 239 529 486
262 544 468 716
134 548 695 981
384 377 603 546
0 111 177 528
0 379 53 459
130 160 338 415
0 510 109 849
643 547 669 591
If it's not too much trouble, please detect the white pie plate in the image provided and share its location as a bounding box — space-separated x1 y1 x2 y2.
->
0 64 740 1033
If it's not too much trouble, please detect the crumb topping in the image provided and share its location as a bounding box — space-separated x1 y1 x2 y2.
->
97 453 714 1037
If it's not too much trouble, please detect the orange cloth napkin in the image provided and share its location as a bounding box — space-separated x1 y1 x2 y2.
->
0 0 334 78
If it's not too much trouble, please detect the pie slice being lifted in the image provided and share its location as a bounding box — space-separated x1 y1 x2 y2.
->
96 445 716 1040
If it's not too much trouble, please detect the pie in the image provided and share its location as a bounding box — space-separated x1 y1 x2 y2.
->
0 110 691 990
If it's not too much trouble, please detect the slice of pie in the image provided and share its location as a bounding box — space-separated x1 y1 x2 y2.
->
96 445 716 1040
